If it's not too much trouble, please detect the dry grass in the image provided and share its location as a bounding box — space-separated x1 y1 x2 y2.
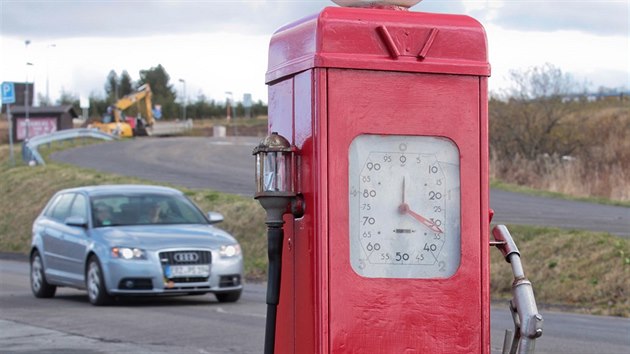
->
490 104 630 202
490 154 630 204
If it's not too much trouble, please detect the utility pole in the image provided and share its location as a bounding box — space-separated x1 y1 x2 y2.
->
179 78 186 120
46 43 56 105
24 39 31 140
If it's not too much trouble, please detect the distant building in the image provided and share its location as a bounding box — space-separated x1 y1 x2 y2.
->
10 105 79 141
561 91 629 103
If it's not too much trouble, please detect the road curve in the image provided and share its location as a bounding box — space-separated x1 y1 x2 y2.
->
51 137 629 237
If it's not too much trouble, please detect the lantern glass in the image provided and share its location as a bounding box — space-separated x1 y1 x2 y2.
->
256 151 293 194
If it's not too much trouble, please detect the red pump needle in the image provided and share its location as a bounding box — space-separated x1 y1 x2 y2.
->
398 203 444 234
399 203 443 234
398 177 443 234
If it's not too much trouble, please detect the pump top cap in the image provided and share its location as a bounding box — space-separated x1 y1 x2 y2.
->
331 0 422 8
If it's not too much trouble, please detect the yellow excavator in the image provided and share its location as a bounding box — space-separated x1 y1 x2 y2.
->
90 84 160 137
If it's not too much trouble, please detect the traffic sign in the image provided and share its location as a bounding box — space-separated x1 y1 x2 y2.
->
2 82 16 104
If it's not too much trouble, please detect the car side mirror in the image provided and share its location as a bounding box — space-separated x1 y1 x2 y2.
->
207 211 224 224
65 216 88 228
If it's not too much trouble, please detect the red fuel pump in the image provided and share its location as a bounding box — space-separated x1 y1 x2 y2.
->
253 1 542 353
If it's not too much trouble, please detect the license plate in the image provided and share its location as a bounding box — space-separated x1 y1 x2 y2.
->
165 265 210 278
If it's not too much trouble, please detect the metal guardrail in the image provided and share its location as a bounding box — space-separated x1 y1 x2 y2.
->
22 128 117 166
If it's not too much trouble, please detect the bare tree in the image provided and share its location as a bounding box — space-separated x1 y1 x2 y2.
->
490 63 587 161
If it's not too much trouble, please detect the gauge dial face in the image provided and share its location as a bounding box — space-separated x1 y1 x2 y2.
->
349 135 461 278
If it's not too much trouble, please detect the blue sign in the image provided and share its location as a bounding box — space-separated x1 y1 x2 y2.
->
2 82 16 104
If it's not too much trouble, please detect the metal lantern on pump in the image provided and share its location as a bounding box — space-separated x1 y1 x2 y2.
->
253 132 301 354
253 132 302 224
254 132 295 198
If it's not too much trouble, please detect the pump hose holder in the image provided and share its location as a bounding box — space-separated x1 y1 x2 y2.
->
491 225 544 354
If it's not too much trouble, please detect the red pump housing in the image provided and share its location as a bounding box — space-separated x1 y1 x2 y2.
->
266 5 490 353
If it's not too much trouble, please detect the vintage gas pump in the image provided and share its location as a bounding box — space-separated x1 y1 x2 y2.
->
253 1 542 353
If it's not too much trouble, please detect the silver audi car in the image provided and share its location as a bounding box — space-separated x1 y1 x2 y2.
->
30 185 243 305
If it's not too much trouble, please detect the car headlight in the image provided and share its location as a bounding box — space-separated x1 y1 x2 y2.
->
219 244 241 258
111 247 146 260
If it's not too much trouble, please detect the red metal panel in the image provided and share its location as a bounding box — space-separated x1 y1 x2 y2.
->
479 77 491 354
290 68 332 353
268 70 331 353
267 7 489 83
313 68 331 354
279 215 295 353
268 78 294 140
327 69 484 353
293 70 317 353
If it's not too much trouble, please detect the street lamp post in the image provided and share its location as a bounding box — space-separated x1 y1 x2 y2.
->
46 43 56 106
178 78 186 120
24 39 31 140
225 91 233 121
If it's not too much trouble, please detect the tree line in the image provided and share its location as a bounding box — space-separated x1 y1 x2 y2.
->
50 64 267 120
27 62 629 199
46 62 624 167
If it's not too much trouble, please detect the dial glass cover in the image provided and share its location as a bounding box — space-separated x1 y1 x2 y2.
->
349 135 461 279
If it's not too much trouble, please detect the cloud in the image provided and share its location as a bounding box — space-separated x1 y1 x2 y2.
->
6 1 624 40
471 0 629 37
1 0 328 39
416 0 466 14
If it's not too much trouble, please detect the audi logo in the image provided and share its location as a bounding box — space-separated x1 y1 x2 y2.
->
173 252 199 262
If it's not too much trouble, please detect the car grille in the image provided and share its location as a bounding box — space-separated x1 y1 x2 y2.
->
159 250 211 265
160 250 212 283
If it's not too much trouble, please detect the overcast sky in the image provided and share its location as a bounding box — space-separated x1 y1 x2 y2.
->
1 0 628 106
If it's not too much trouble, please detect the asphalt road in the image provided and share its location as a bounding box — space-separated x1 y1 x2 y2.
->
51 136 630 237
1 259 629 353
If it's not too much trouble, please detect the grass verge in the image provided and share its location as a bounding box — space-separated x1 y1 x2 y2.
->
1 143 628 316
491 179 630 207
491 225 630 317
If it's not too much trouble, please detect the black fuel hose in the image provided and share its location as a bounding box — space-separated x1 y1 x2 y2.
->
264 223 284 354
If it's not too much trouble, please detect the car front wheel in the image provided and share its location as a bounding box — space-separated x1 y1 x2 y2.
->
215 290 242 303
30 251 56 298
86 257 112 306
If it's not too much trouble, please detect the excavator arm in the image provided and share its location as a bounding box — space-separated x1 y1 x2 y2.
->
108 84 155 136
142 87 155 127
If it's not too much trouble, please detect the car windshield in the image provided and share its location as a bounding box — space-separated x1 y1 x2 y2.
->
91 193 208 227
